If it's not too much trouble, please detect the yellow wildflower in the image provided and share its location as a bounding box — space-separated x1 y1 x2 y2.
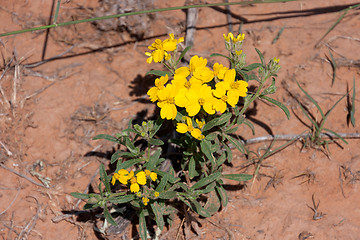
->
145 34 183 63
111 169 132 185
129 171 147 193
144 170 158 181
157 84 179 120
213 63 228 80
176 117 205 140
154 191 160 198
147 75 169 102
142 197 150 206
184 84 216 116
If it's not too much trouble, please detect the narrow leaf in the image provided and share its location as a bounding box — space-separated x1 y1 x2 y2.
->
320 91 348 131
272 26 285 44
202 112 232 132
323 128 348 144
200 139 216 167
189 199 211 218
328 50 337 86
100 164 111 193
242 63 262 72
150 202 165 231
159 191 177 199
210 53 231 61
260 95 290 120
93 134 119 143
351 77 356 127
190 172 221 190
146 70 172 77
224 134 246 154
215 184 228 207
222 173 253 181
255 48 265 66
108 194 136 204
188 156 197 179
139 210 147 240
70 192 90 199
296 80 325 119
104 206 117 226
176 45 192 65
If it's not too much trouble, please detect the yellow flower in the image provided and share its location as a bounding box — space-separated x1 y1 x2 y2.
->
223 32 245 43
176 117 205 140
144 170 158 181
145 34 183 63
184 84 216 116
147 75 169 102
111 169 132 185
213 63 228 80
154 191 160 198
142 197 150 206
196 119 205 129
157 84 179 120
129 171 147 193
189 55 208 73
273 57 280 63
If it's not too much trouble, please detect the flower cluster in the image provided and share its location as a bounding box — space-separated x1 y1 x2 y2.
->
145 33 184 64
111 169 157 193
146 33 249 140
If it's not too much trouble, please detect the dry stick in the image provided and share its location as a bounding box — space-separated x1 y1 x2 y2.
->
243 132 360 145
185 6 198 47
0 163 46 188
0 57 14 109
206 218 235 240
0 140 13 156
17 196 41 240
0 187 20 217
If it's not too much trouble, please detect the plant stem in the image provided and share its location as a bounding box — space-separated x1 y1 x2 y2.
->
0 0 298 37
239 72 270 115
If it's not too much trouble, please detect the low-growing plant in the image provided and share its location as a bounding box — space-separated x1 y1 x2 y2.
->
71 32 288 239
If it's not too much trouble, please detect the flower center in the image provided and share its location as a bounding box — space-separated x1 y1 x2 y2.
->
184 81 191 89
221 95 228 102
198 98 205 106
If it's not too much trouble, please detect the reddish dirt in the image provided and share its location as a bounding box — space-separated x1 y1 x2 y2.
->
0 1 360 239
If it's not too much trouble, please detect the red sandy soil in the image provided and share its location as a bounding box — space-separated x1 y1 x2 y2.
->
0 0 359 239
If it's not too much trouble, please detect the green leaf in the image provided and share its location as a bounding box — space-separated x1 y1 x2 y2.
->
210 53 231 61
148 138 164 146
259 95 290 120
139 210 147 240
150 202 165 231
224 134 246 154
205 132 218 141
145 148 162 171
159 191 177 199
104 206 117 226
176 45 192 65
351 77 356 127
216 153 227 166
83 202 100 210
323 128 348 144
202 112 232 132
255 48 265 66
320 91 348 131
155 173 168 192
188 156 198 179
262 77 277 95
204 190 220 215
221 173 253 182
272 26 285 44
100 164 111 193
190 172 221 190
108 194 136 204
70 192 90 199
150 117 164 138
296 80 325 119
93 134 119 143
116 158 143 172
328 50 337 86
223 143 232 164
242 63 262 72
224 126 238 134
146 70 172 77
298 102 319 131
189 198 211 218
200 139 216 167
215 184 228 207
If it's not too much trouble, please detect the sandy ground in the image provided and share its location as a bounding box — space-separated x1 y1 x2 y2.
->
0 0 360 239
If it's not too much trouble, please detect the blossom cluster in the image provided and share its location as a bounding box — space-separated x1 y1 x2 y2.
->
146 33 249 140
111 169 158 205
145 33 184 64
